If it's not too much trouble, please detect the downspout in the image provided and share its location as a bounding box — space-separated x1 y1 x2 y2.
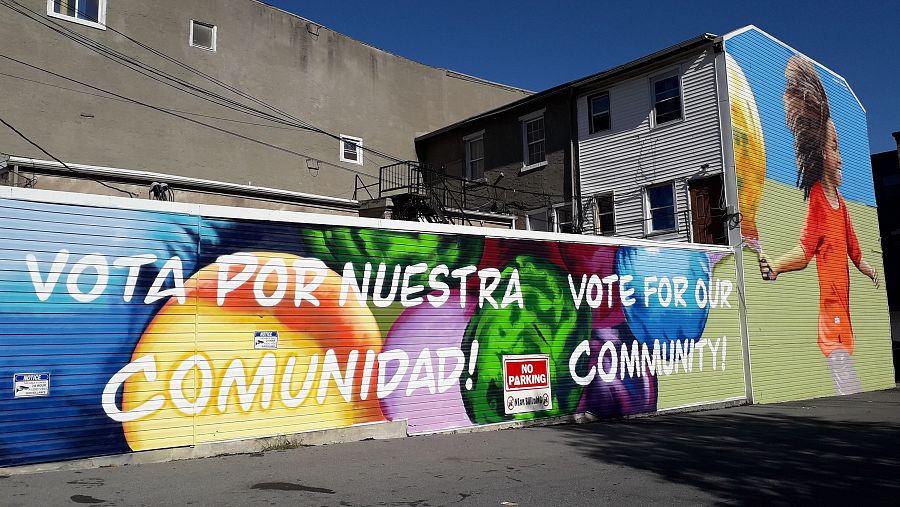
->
568 88 583 233
713 38 755 404
683 177 694 243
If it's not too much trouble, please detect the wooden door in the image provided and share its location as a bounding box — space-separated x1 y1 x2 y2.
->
689 176 727 245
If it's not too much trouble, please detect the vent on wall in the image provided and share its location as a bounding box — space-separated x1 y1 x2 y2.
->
190 20 216 51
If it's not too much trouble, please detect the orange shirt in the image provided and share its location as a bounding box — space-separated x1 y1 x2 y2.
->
799 182 862 357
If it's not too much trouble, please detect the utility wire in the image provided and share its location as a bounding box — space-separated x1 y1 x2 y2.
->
0 0 315 133
0 53 374 181
0 53 568 203
0 71 312 131
1 0 404 164
0 114 135 197
1 1 570 203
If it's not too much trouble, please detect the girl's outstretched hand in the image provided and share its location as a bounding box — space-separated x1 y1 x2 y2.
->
863 262 879 288
759 256 776 281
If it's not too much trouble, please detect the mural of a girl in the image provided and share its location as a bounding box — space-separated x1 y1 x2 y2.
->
759 56 879 395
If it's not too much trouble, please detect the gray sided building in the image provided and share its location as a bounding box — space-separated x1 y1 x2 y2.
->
417 24 890 401
415 33 728 241
0 0 529 213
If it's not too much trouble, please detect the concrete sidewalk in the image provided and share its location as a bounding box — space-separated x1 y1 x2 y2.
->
3 388 899 506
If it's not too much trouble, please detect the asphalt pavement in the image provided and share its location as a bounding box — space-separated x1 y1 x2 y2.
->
3 387 900 506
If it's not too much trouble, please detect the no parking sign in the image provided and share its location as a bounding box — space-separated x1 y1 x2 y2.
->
502 355 552 415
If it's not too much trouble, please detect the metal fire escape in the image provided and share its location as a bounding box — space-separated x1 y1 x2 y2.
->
355 162 481 226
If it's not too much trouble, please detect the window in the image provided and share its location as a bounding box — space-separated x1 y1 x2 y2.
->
190 20 217 51
526 208 551 232
47 0 106 29
652 74 682 126
646 182 676 233
554 203 574 233
593 193 615 235
340 135 363 165
464 131 484 180
526 204 572 233
589 92 611 133
519 110 546 169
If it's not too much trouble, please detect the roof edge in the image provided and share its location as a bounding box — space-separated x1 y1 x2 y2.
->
251 1 527 94
416 33 717 143
722 25 865 112
8 156 358 209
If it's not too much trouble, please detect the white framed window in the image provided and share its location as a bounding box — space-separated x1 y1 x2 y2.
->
519 109 547 171
463 131 485 181
588 92 611 134
645 182 677 234
526 207 551 232
593 192 616 236
190 20 217 51
526 204 571 233
340 135 363 165
47 0 106 29
553 202 573 233
651 72 683 127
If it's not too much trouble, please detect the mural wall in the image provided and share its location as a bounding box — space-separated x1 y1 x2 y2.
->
0 194 745 466
726 27 894 403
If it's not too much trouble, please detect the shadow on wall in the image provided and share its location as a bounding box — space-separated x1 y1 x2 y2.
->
557 398 900 503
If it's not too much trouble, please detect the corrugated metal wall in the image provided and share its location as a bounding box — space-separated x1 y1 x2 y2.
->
0 197 200 465
577 48 724 241
724 27 894 403
0 188 746 467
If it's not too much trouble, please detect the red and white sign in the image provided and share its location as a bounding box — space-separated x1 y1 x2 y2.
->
502 355 552 415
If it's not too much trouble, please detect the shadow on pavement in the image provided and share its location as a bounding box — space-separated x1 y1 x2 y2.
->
556 401 900 504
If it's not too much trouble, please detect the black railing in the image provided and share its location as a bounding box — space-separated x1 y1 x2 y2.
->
356 161 504 226
380 161 424 196
353 174 377 201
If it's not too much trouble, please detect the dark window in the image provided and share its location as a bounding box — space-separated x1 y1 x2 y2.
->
647 183 676 232
526 208 550 232
524 116 546 166
594 193 615 235
340 136 363 164
465 135 484 180
589 93 610 133
555 205 574 233
653 75 682 125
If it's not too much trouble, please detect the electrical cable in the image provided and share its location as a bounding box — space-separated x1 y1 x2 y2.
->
1 0 404 163
1 1 571 203
0 70 316 131
0 114 135 197
0 57 569 204
0 0 314 132
0 53 375 181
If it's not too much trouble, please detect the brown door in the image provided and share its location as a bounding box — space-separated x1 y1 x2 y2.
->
689 176 727 245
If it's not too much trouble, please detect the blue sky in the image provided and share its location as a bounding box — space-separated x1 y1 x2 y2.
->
266 0 898 154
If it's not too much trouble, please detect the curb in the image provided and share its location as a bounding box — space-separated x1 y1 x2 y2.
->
0 420 407 476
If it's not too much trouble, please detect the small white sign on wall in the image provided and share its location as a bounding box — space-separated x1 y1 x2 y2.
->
14 373 50 398
254 331 279 350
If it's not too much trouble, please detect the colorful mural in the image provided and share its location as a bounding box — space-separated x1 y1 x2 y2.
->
725 27 894 402
0 197 744 466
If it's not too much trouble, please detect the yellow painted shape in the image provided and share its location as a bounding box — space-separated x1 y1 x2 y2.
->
122 253 385 451
727 53 767 246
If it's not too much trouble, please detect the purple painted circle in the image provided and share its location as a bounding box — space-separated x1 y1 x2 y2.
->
577 327 658 417
380 290 476 433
